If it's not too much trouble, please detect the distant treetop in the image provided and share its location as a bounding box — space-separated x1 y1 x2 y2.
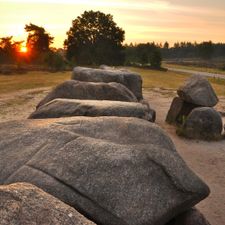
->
25 23 54 53
64 10 125 65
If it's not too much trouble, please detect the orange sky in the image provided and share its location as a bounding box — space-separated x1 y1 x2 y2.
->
1 0 225 48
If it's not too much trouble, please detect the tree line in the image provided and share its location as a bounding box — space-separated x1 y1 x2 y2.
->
160 41 225 60
124 43 162 68
1 10 225 71
0 10 163 70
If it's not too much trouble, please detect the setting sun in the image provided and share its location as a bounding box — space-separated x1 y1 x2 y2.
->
19 46 28 53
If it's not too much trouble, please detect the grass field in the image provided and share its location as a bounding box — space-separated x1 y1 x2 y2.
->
130 67 225 96
0 67 225 96
0 71 71 95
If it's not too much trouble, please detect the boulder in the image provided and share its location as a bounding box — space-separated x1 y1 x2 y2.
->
0 182 95 225
179 107 223 140
72 67 143 100
166 208 211 225
166 97 198 125
36 80 138 109
177 75 218 107
99 65 113 70
99 65 128 72
29 99 156 122
0 117 210 225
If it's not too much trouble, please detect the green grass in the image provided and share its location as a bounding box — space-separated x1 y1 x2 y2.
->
0 71 71 94
164 63 225 75
128 67 225 96
128 67 189 89
0 68 224 97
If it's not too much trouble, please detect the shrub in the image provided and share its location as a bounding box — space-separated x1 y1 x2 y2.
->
150 50 162 69
44 51 66 71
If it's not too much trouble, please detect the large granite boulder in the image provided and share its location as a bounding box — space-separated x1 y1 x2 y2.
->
167 208 211 225
0 117 209 225
36 80 137 109
166 97 198 125
29 99 156 122
179 107 223 140
177 75 218 107
72 67 143 100
0 182 95 225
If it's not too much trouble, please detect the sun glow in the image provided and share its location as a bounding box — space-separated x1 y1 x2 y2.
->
19 46 28 53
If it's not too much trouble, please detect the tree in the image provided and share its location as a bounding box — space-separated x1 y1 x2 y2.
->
44 51 66 71
163 42 169 49
25 23 54 54
0 36 23 63
150 49 162 69
198 41 214 59
64 10 125 65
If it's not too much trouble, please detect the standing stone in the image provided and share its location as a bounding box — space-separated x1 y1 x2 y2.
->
0 182 96 225
179 107 223 140
177 75 218 107
72 67 143 100
166 97 198 125
0 117 209 225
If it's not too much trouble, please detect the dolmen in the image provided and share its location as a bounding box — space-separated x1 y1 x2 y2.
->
0 117 210 225
32 66 156 122
166 75 224 140
1 66 211 224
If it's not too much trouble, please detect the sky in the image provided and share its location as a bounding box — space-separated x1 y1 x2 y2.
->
1 0 225 48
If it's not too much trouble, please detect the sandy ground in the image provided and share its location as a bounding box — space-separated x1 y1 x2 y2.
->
0 87 225 225
144 89 225 225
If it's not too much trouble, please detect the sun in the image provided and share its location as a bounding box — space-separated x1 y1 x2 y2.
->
19 46 28 53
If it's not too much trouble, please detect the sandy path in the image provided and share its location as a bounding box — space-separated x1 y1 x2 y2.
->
0 88 50 122
168 67 225 80
0 87 225 224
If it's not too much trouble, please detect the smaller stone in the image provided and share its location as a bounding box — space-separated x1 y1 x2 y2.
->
99 65 113 70
179 107 223 140
177 75 218 107
166 208 211 225
166 97 198 125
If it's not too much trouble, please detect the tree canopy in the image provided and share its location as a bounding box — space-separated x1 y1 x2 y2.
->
125 43 162 68
198 41 214 59
25 23 54 54
64 10 125 65
0 36 22 63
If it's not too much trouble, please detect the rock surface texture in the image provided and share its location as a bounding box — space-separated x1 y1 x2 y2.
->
0 117 209 225
0 182 96 225
72 67 143 100
36 80 138 109
29 99 156 122
166 97 198 125
166 208 211 225
180 107 223 140
177 75 218 107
